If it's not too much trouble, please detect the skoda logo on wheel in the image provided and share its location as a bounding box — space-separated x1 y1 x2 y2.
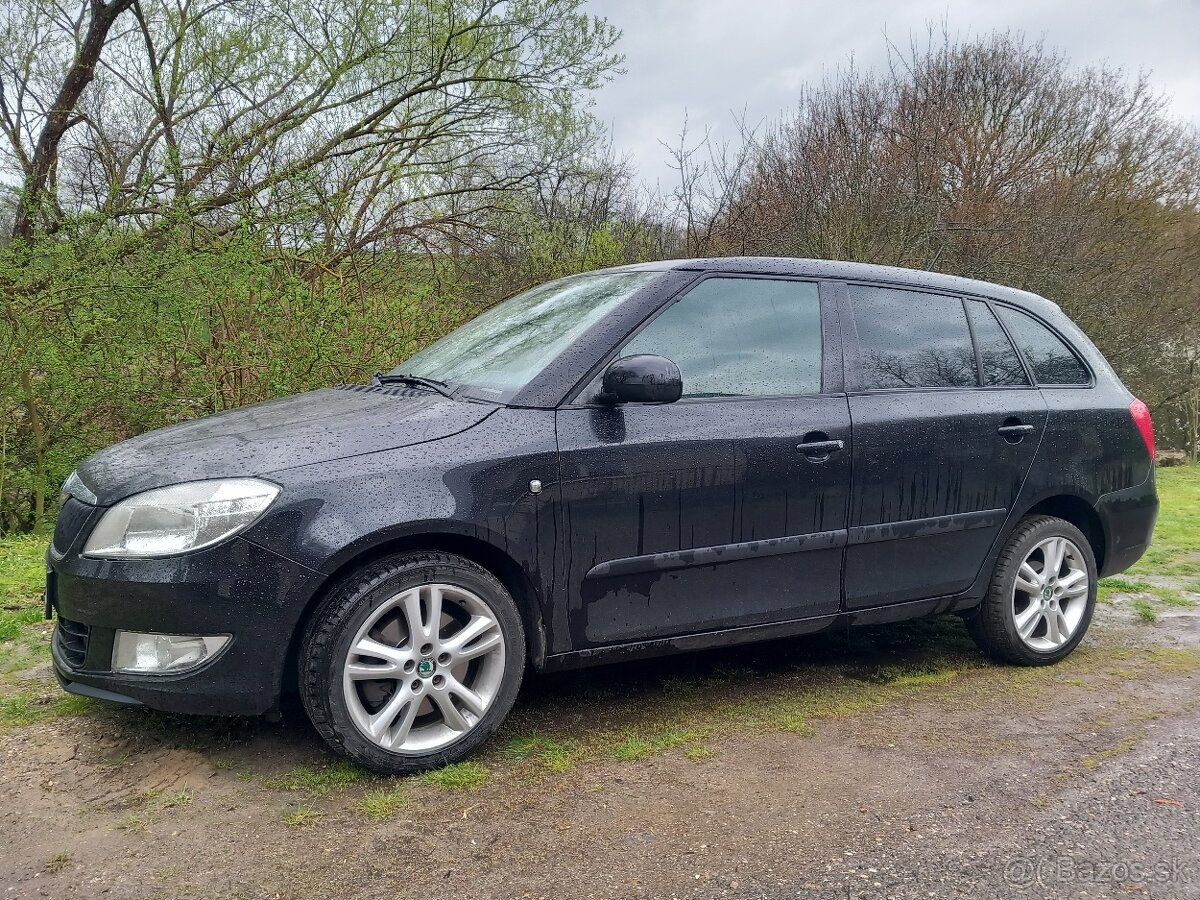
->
417 657 436 678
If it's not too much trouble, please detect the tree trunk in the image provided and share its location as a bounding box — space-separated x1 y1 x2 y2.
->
10 0 135 241
18 369 47 527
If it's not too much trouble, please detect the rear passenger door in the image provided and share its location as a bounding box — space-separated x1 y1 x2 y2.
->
839 283 1047 609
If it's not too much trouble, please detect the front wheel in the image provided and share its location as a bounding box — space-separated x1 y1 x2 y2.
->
300 552 525 774
965 515 1097 666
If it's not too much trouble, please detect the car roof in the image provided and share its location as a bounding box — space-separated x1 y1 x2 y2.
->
599 257 1056 310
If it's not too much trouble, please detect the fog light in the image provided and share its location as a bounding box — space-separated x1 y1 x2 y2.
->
112 631 230 674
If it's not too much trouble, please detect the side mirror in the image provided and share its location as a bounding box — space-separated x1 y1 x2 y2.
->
600 354 682 404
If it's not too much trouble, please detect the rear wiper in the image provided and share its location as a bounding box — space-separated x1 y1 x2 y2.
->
372 372 455 399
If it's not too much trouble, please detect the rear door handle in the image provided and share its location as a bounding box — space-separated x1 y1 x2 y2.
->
997 424 1035 436
796 439 845 455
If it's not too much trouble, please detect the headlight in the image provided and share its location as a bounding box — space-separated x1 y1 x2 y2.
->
82 479 280 559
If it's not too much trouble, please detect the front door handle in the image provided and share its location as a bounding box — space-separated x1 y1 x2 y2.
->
996 424 1035 436
796 438 845 457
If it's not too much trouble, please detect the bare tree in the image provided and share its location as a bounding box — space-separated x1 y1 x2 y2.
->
658 111 758 257
2 0 136 240
0 0 621 251
711 31 1200 446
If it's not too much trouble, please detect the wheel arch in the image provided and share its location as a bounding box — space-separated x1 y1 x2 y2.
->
1018 494 1107 573
282 529 548 696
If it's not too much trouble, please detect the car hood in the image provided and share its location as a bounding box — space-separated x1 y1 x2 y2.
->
74 386 496 505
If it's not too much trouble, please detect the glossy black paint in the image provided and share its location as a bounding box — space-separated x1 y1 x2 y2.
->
600 354 683 404
48 257 1158 716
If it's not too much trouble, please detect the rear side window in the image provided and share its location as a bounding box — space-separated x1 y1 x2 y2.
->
849 285 976 389
622 277 822 397
965 300 1030 386
995 307 1090 385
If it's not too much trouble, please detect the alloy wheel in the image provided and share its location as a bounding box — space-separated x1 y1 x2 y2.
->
342 583 506 753
1011 536 1090 651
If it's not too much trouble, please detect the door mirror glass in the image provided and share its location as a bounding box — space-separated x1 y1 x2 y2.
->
600 355 682 404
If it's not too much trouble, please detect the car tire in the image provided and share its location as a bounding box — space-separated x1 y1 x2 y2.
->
964 515 1097 666
299 551 525 775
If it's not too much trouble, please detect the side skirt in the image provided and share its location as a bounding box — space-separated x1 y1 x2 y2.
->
540 593 981 672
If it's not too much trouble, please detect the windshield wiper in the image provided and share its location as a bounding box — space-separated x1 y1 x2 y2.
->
372 372 456 399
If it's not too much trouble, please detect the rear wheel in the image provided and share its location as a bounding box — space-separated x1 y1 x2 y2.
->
300 552 525 774
965 515 1097 666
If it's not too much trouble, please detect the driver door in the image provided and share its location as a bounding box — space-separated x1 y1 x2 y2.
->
553 276 851 650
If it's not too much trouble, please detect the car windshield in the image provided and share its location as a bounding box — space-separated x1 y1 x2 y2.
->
393 271 658 402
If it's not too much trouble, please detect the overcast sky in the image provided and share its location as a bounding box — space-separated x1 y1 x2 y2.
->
587 0 1200 189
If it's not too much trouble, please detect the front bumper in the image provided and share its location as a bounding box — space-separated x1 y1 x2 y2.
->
48 514 323 717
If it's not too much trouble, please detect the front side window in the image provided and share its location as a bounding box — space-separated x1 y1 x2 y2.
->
995 306 1090 386
965 300 1030 387
397 272 658 401
621 277 823 398
849 286 976 389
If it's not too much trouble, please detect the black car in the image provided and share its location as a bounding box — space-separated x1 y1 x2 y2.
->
47 258 1158 773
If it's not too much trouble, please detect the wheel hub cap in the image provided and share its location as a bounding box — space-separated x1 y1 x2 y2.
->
341 583 506 755
1011 536 1090 652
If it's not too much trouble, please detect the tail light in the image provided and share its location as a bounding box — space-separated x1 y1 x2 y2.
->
1129 399 1155 460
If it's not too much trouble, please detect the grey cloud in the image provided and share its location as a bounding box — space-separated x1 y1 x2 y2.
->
587 0 1200 187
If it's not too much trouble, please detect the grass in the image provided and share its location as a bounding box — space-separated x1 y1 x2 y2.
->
1082 733 1144 769
1130 467 1200 580
115 812 151 833
1146 647 1200 674
417 760 489 789
0 531 54 677
1130 599 1159 623
0 531 49 608
0 690 93 730
1098 576 1197 609
161 788 193 809
1149 587 1197 608
775 713 816 735
864 661 961 687
684 745 715 761
1097 576 1149 603
263 761 364 796
43 852 72 873
359 786 408 819
609 728 708 762
1096 469 1200 615
282 806 323 828
504 735 577 773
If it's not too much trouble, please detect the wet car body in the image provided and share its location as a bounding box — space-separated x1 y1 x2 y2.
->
48 257 1157 718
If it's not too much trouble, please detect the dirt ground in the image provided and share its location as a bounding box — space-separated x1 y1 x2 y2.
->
2 591 1198 900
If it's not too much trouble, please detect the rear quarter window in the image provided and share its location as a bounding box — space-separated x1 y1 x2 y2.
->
995 306 1090 386
965 300 1030 387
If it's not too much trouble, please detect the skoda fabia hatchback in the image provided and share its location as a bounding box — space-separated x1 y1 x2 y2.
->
48 258 1158 773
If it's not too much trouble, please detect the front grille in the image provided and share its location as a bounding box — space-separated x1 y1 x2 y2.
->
55 618 90 669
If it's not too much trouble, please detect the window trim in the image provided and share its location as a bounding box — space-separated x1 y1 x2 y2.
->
989 300 1095 389
561 273 834 408
962 296 985 387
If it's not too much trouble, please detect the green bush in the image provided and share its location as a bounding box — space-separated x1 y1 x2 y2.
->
0 220 640 532
0 229 476 531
